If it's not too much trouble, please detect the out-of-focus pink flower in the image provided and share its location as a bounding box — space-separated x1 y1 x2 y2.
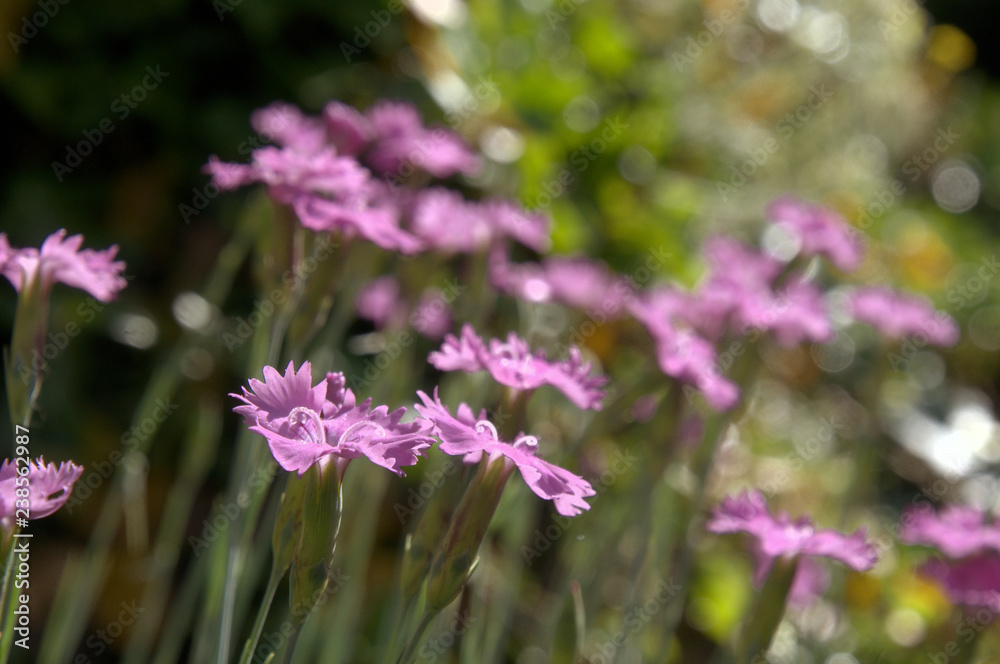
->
900 504 1000 559
0 230 127 302
750 545 831 608
708 489 879 572
756 278 834 347
0 458 84 522
428 325 607 410
411 288 453 340
251 102 327 154
628 292 740 411
356 276 405 329
415 390 595 516
847 286 959 346
920 553 1000 611
232 362 433 477
409 189 550 254
489 247 632 316
766 196 864 272
364 101 480 179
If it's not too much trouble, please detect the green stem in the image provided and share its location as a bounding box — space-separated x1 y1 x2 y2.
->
394 610 437 664
238 566 285 664
279 625 303 664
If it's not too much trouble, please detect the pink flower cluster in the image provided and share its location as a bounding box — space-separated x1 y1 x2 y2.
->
232 362 434 477
900 504 1000 610
847 286 959 347
205 100 549 255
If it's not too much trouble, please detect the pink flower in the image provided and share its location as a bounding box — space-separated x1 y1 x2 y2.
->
489 247 633 316
411 288 453 340
755 278 834 347
900 504 1000 559
232 362 433 476
428 325 608 411
847 286 959 346
364 101 480 179
627 292 740 411
0 230 127 301
766 196 864 271
250 102 327 155
409 189 551 254
920 553 1000 611
708 490 879 572
414 390 595 516
356 276 405 329
0 457 84 522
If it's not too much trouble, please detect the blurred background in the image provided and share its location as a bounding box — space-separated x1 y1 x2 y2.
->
2 0 999 662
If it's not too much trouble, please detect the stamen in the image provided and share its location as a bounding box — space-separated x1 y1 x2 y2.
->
339 420 387 446
288 407 327 445
475 420 499 440
513 435 538 452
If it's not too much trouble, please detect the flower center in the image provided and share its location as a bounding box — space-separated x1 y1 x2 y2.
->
339 420 387 446
495 343 536 380
288 407 326 446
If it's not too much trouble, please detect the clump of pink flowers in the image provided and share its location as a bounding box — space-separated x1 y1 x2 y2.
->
232 361 434 477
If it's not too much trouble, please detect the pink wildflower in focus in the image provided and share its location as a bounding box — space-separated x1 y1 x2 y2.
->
428 325 607 411
489 247 632 316
356 276 405 329
364 101 480 178
0 458 84 522
708 489 879 572
0 230 127 301
232 362 433 477
847 286 959 346
414 390 595 516
766 195 865 271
